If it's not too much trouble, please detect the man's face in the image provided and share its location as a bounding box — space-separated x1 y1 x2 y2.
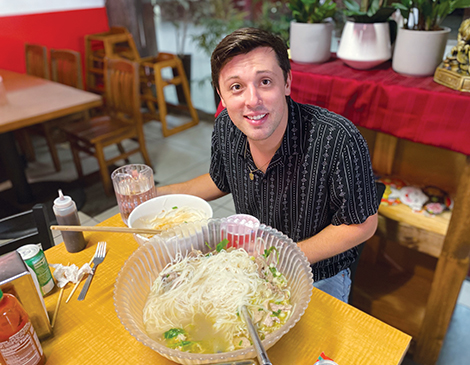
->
217 47 292 143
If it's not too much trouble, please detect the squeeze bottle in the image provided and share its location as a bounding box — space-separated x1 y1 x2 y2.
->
53 189 87 253
0 288 46 365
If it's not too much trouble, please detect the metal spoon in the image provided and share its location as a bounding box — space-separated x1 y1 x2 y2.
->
241 305 272 365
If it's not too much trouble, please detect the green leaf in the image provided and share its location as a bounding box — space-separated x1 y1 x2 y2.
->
289 0 337 23
262 246 278 258
164 328 186 339
216 239 229 252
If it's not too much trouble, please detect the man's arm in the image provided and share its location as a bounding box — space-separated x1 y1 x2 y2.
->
156 173 228 202
297 213 378 264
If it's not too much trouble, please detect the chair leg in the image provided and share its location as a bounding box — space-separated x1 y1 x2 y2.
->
15 129 36 162
42 124 61 172
153 66 170 137
136 134 152 168
176 61 199 126
69 140 84 178
95 144 113 196
116 143 130 164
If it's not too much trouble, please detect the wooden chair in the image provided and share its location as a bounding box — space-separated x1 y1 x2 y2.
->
0 204 55 255
23 49 85 172
84 27 131 95
90 30 199 137
17 44 51 162
24 43 50 79
60 58 153 196
50 49 84 89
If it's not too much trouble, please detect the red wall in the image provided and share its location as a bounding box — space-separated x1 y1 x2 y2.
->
0 8 109 75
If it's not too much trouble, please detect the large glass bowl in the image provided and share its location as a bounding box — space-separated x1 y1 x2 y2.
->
114 218 313 365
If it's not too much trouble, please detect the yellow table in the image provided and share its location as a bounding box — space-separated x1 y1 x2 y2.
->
42 214 411 364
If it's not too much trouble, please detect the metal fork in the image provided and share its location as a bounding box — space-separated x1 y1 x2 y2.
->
78 241 107 301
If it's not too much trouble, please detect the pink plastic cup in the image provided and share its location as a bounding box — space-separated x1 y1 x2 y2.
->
224 214 260 249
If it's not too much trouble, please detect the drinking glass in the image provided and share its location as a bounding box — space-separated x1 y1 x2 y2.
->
111 164 156 225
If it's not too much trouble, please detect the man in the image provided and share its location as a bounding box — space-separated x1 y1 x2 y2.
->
157 27 379 302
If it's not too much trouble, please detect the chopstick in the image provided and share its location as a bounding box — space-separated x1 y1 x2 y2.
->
50 225 161 235
66 256 94 304
52 262 69 327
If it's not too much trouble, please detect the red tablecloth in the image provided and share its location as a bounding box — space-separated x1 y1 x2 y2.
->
290 56 470 156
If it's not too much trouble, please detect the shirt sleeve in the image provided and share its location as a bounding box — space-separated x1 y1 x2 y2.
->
329 127 379 226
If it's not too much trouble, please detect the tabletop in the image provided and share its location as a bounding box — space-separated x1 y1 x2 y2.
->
0 69 102 133
289 56 470 156
41 213 411 365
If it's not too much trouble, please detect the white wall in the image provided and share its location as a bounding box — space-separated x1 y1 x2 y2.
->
0 0 105 17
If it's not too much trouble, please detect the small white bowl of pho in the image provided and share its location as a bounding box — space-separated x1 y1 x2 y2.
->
127 194 213 245
114 218 313 365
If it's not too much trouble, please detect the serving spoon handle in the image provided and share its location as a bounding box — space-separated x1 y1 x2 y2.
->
241 305 272 365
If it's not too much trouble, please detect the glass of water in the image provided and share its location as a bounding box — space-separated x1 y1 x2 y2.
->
111 164 156 225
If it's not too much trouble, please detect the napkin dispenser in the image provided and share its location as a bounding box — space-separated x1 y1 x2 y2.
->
0 251 53 339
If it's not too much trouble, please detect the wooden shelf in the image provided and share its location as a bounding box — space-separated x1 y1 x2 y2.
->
378 204 450 258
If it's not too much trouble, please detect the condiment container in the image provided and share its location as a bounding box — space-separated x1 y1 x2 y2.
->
0 288 46 365
0 251 52 340
53 189 87 253
17 244 55 296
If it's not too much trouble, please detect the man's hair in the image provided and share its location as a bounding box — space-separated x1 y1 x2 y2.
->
211 27 291 93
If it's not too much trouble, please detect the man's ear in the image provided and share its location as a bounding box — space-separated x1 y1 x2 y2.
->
285 71 292 96
218 89 226 108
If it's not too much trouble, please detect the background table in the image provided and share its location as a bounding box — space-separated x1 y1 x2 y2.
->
0 70 102 217
41 213 411 365
290 56 470 365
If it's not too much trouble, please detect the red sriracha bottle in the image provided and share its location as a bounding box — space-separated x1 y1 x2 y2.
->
0 288 46 365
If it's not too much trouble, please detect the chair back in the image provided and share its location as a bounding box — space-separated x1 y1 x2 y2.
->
25 43 50 79
102 33 141 62
50 49 83 89
104 58 141 122
0 204 55 255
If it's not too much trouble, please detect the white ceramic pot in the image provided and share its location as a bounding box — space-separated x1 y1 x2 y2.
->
392 27 450 77
337 21 392 70
289 21 333 64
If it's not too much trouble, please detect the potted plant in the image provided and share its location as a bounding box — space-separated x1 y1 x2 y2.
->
337 0 397 69
190 0 248 108
391 0 470 76
288 0 338 63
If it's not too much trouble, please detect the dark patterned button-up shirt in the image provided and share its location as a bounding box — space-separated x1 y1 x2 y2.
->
210 98 379 281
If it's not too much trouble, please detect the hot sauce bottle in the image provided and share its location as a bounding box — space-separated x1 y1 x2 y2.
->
0 288 46 365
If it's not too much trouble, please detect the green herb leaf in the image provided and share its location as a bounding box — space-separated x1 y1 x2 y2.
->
262 246 278 258
164 328 186 339
216 239 229 252
172 206 178 209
